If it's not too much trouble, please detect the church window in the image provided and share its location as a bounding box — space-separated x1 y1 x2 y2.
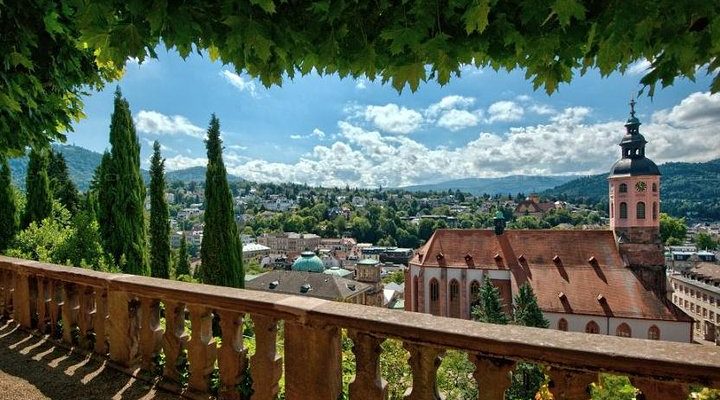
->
652 182 657 192
619 202 628 219
652 202 657 220
470 280 481 307
429 278 440 316
585 321 600 334
619 183 628 193
616 323 632 337
449 279 460 318
558 318 568 331
637 202 646 219
412 276 419 312
648 325 660 340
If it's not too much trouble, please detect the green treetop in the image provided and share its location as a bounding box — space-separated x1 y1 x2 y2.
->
149 141 170 279
659 213 687 245
198 114 244 288
101 88 148 275
48 150 80 215
471 275 509 324
176 233 191 278
512 283 549 328
0 158 18 251
94 151 114 256
21 148 52 228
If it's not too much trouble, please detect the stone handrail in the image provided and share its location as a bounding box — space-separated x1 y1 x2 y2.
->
1 255 718 400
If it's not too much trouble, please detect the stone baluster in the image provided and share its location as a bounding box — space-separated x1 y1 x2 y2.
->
35 277 48 332
284 321 342 400
250 315 282 400
61 283 79 344
2 270 14 319
187 305 217 394
216 310 247 400
473 355 514 400
631 377 690 400
14 271 33 328
76 286 95 349
93 288 108 355
108 290 140 369
347 330 387 400
402 342 445 400
162 300 188 384
548 368 596 400
139 298 163 373
0 270 7 318
49 280 61 337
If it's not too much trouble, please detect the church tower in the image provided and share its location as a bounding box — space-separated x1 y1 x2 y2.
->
608 100 665 291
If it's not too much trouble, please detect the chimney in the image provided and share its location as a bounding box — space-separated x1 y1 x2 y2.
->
494 253 504 268
588 256 599 268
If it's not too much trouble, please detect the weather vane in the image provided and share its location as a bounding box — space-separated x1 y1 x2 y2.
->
629 97 636 117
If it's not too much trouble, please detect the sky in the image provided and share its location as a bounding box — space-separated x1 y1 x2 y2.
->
69 47 720 188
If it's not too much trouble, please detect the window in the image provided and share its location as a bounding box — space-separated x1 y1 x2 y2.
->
653 202 658 220
558 318 568 331
429 278 440 316
619 183 628 193
470 280 481 307
449 279 460 318
412 276 419 312
585 321 600 334
648 325 660 340
636 202 646 219
652 182 657 192
616 323 632 338
619 202 628 219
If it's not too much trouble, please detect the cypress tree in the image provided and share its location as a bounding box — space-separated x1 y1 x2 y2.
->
0 158 17 251
149 141 170 279
21 148 52 228
471 275 509 324
48 150 80 214
94 151 115 255
104 87 148 275
198 114 244 288
176 233 191 277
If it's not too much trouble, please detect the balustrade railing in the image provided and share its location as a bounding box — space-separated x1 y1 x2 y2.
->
1 256 718 400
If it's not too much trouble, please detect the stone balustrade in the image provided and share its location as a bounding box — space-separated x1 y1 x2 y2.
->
1 255 719 399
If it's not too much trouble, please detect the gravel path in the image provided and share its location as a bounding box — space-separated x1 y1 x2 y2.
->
0 321 178 400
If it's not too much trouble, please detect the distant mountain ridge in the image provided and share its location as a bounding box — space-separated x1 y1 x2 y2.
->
8 145 243 191
401 175 579 195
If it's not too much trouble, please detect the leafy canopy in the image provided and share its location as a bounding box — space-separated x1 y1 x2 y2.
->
3 0 720 154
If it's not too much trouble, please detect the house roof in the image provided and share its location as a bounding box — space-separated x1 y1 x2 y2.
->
412 229 624 269
245 270 372 300
687 263 720 282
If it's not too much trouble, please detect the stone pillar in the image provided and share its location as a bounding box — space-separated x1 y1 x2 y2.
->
348 330 387 400
548 369 596 399
439 268 447 317
284 322 342 400
460 269 468 319
13 271 32 329
403 342 444 400
473 356 514 400
108 290 138 369
417 268 425 313
250 315 282 400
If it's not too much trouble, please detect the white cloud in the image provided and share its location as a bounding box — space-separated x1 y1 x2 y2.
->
529 104 556 115
426 95 476 118
227 144 248 151
220 70 258 97
437 109 481 131
289 128 326 140
135 110 205 139
363 104 423 134
487 101 524 123
651 92 720 128
628 59 652 75
290 134 303 140
355 79 367 90
164 155 208 170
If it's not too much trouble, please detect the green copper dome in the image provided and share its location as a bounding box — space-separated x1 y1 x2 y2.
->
292 251 325 273
323 266 353 277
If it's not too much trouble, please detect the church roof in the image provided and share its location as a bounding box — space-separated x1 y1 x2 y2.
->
609 157 660 177
246 270 371 300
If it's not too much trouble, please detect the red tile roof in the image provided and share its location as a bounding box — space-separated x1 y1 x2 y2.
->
412 229 625 269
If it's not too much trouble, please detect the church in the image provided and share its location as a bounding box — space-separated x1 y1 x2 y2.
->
404 101 694 343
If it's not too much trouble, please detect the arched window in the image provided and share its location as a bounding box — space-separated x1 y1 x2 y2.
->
619 183 628 193
648 325 660 340
652 202 658 220
585 321 600 334
637 202 646 219
412 276 419 312
610 203 614 218
652 182 657 192
616 323 632 337
470 280 481 307
558 318 568 331
429 278 440 316
619 202 628 219
449 279 460 318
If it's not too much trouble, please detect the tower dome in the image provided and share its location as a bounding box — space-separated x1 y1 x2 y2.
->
292 251 325 273
609 99 660 177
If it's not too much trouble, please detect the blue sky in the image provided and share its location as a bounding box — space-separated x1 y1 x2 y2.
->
69 47 720 187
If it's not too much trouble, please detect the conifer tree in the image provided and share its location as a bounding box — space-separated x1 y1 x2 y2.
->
0 158 17 251
198 114 244 288
513 283 549 328
48 150 80 214
102 88 148 275
93 151 114 253
21 148 52 228
176 233 190 277
471 275 508 324
149 141 170 279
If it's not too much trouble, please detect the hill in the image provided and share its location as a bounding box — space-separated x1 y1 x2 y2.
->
543 159 720 220
401 175 578 196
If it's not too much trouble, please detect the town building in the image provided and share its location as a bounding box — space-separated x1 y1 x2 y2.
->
242 243 271 259
669 263 720 344
404 101 693 343
513 194 558 218
257 232 321 257
246 270 372 304
666 245 718 272
355 259 385 307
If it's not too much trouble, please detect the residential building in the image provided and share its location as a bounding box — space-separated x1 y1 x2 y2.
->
670 263 720 344
257 232 321 257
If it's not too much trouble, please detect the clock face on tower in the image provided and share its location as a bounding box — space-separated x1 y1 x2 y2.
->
635 181 647 192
